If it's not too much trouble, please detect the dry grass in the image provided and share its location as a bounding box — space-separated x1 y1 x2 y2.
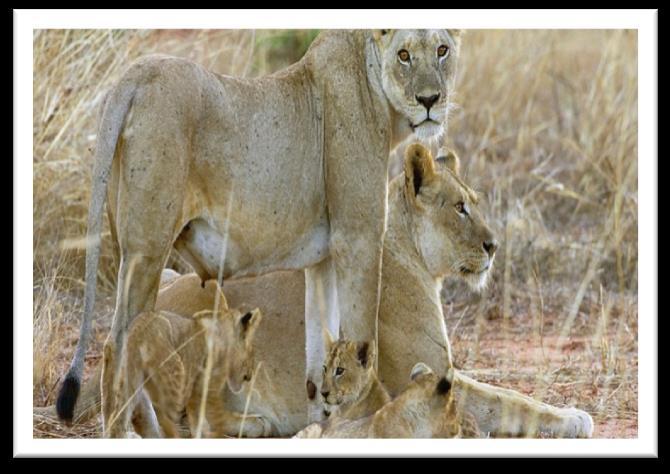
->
33 29 637 438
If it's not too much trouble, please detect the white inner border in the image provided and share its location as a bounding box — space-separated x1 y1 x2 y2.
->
15 9 657 457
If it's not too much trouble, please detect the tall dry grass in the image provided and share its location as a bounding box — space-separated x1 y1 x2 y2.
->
33 29 637 437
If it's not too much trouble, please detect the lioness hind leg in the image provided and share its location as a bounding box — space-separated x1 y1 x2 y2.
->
100 112 191 437
453 371 594 438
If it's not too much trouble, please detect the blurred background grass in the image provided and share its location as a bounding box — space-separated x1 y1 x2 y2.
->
32 29 637 438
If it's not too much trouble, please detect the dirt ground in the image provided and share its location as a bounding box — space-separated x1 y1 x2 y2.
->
32 286 637 439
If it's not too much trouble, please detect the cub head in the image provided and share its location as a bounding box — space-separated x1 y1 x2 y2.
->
403 143 497 289
194 306 263 393
320 336 376 415
403 363 461 437
372 29 462 141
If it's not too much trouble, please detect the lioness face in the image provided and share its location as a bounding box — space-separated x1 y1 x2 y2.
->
404 144 497 289
225 308 263 393
374 29 461 141
320 340 375 413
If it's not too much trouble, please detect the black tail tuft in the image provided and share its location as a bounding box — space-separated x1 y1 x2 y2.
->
56 374 80 423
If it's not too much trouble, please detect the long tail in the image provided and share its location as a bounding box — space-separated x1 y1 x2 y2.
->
56 79 137 423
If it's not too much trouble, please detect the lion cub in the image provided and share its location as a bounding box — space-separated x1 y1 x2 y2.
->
104 301 262 438
296 364 479 438
319 336 391 421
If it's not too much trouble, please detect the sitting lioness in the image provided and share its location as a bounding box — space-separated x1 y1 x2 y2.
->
295 365 477 438
56 29 466 432
105 302 265 438
46 144 593 438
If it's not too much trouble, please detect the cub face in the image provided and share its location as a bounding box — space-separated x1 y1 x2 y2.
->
373 29 462 141
320 338 376 414
403 143 498 289
195 307 262 393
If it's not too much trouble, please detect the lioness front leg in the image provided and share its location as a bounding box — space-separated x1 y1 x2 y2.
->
304 258 340 423
453 371 594 438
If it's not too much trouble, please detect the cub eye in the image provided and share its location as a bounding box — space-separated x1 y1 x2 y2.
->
323 365 327 373
397 49 410 63
335 367 345 376
437 44 449 58
455 201 468 215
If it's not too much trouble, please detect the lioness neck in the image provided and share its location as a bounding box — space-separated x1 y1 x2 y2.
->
377 184 452 394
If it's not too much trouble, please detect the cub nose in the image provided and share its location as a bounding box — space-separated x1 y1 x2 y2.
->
321 390 330 400
483 239 498 257
243 373 251 382
416 93 440 111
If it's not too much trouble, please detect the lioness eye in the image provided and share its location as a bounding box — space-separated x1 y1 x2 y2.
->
323 365 327 373
397 49 410 63
455 201 468 215
335 367 345 376
437 44 449 58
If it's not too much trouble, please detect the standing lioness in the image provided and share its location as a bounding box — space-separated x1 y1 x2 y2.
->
56 29 464 433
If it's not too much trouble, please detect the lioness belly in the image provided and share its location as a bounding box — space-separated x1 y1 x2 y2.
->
177 63 328 278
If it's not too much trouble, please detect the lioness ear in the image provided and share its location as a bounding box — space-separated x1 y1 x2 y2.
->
356 341 375 368
447 29 464 44
239 308 262 337
373 29 393 42
410 362 433 381
404 143 437 204
436 149 461 176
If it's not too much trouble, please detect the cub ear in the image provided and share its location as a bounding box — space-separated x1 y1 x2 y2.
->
356 340 375 369
410 362 433 381
435 368 455 396
436 148 461 176
239 308 262 337
404 143 437 204
193 310 218 333
323 327 336 348
435 376 452 396
373 29 393 41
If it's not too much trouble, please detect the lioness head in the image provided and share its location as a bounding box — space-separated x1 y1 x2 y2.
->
194 306 263 393
403 143 497 289
373 29 462 141
320 337 376 414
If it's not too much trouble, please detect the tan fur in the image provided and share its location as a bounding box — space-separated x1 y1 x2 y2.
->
295 366 475 438
57 29 467 432
103 303 265 438
319 339 391 421
55 143 592 438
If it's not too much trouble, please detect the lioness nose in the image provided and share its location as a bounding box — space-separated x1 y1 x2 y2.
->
321 390 330 399
483 239 498 257
416 93 440 111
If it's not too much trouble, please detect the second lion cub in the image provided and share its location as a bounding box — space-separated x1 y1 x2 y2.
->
103 299 263 438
